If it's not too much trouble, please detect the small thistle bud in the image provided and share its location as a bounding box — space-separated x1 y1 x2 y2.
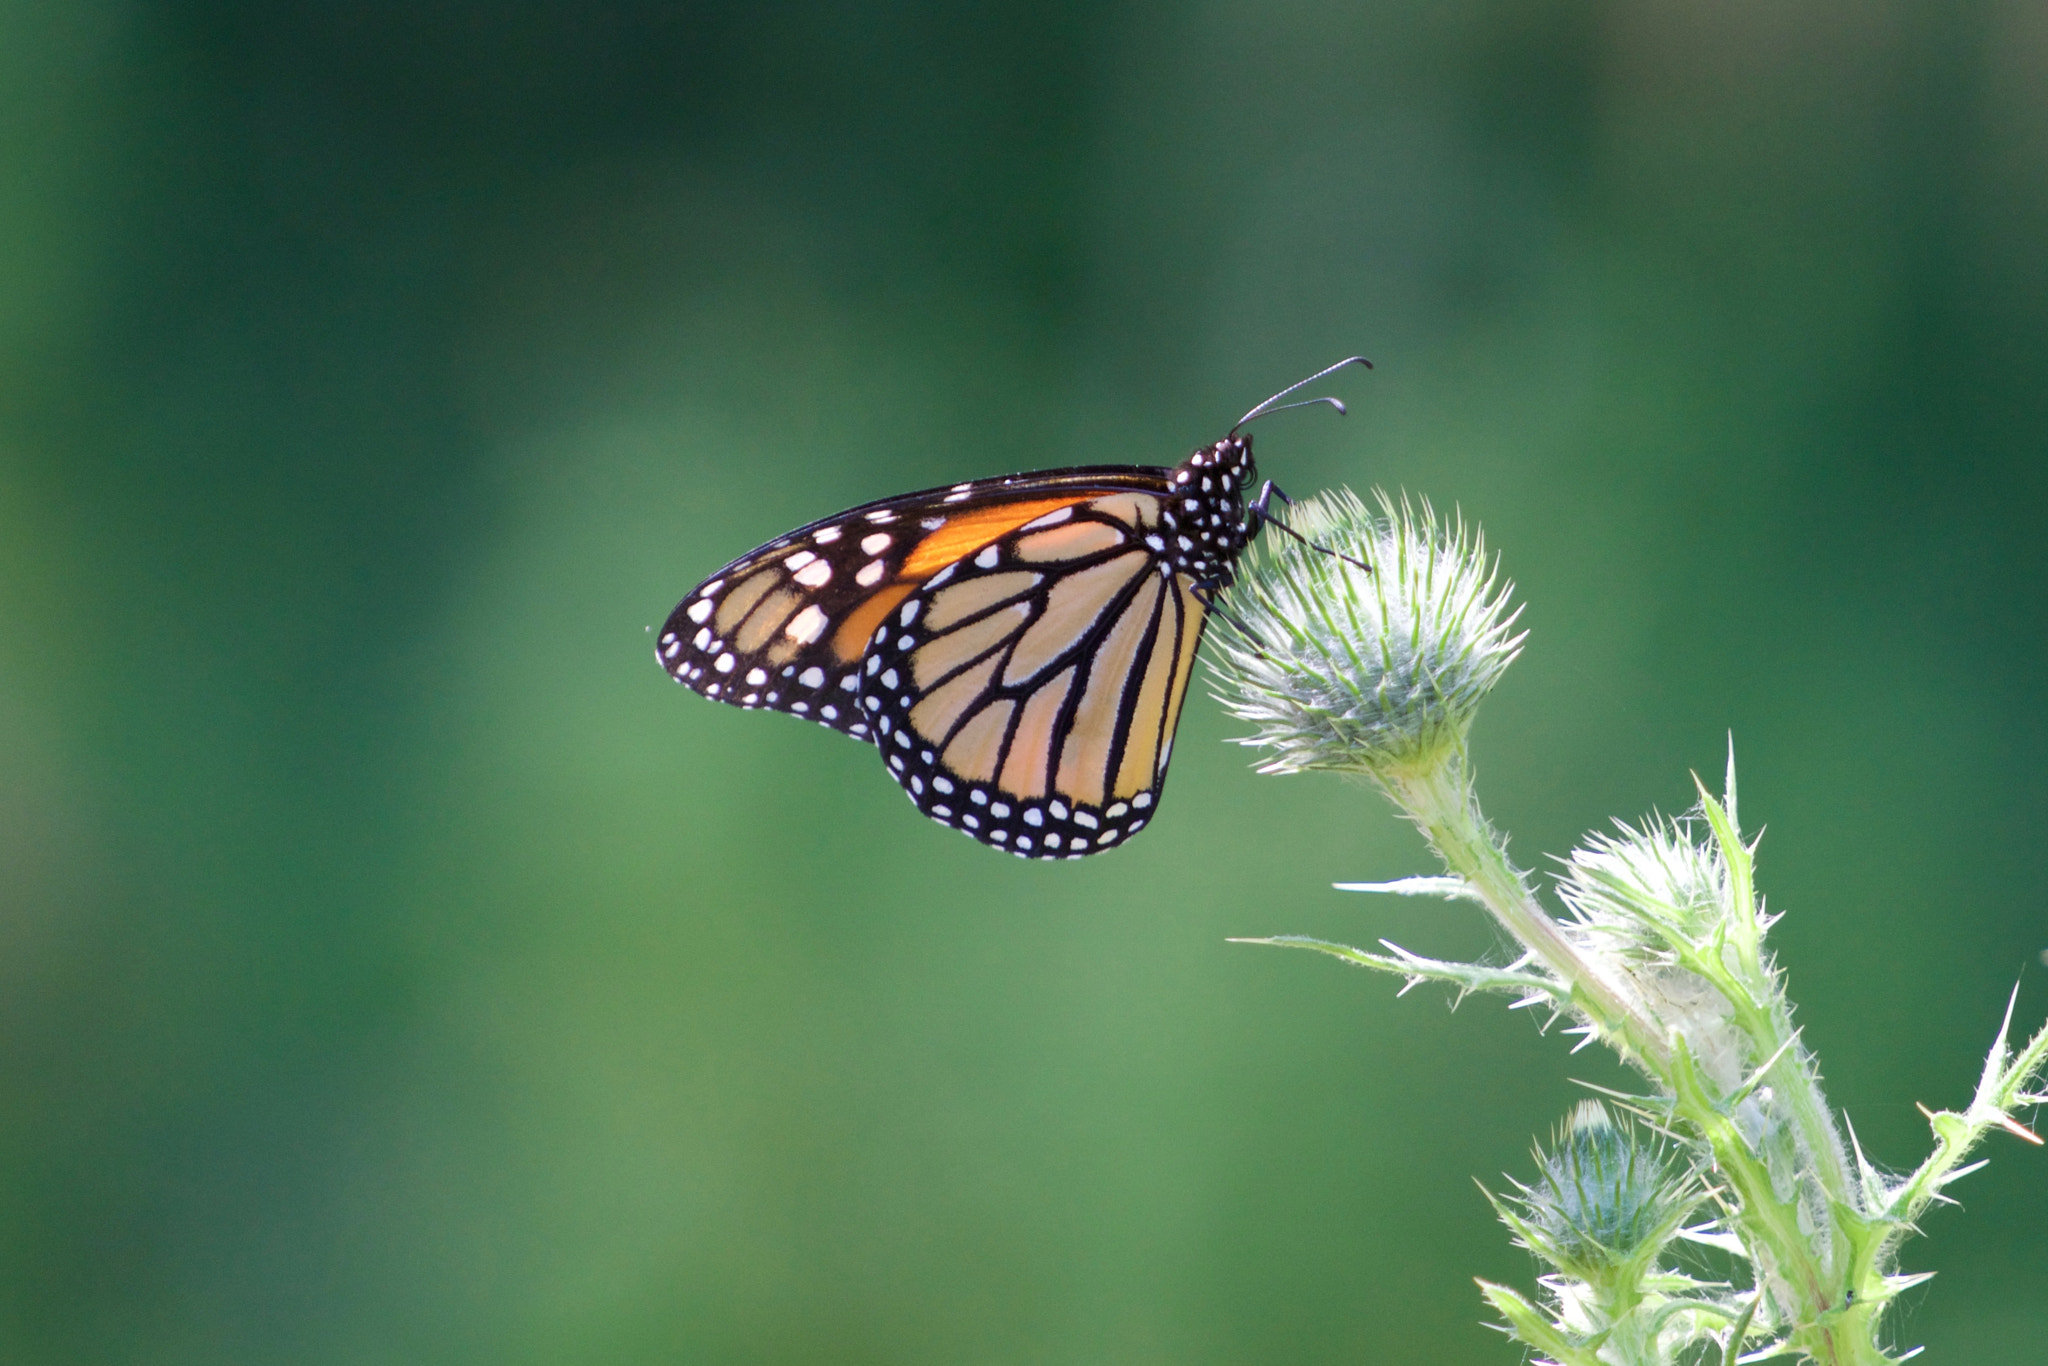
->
1207 489 1524 780
1494 1101 1703 1289
1558 816 1732 952
1557 815 1753 1094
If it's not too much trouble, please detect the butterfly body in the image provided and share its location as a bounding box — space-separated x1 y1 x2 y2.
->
658 358 1369 859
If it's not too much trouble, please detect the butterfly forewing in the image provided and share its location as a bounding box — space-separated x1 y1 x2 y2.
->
855 491 1211 859
657 467 1169 741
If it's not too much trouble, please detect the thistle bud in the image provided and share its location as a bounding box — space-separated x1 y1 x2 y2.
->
1206 490 1524 781
1495 1101 1703 1288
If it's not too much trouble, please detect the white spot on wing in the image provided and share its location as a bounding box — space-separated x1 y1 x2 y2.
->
861 532 893 555
793 559 832 587
784 604 829 644
856 559 886 586
687 598 715 623
974 545 999 569
784 550 817 572
798 666 826 689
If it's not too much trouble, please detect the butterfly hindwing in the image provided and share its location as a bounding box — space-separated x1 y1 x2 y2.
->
856 490 1211 859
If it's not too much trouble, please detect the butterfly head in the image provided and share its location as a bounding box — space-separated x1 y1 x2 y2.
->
1159 434 1257 581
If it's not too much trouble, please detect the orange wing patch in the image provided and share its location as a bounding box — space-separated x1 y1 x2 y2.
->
830 581 918 663
899 497 1089 577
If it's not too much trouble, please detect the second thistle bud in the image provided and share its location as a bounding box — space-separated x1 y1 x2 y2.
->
1206 489 1524 781
1493 1101 1704 1291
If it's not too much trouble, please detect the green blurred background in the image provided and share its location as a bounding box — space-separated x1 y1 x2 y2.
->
3 1 2044 1361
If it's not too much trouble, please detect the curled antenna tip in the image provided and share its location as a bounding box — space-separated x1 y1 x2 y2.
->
1233 356 1375 433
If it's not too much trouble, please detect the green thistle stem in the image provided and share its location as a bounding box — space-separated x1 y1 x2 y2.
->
1376 745 1669 1069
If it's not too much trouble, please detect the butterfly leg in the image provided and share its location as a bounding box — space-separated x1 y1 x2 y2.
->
1189 575 1275 654
1246 480 1372 573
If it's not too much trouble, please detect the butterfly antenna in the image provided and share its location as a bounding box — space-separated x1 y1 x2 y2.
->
1231 355 1373 434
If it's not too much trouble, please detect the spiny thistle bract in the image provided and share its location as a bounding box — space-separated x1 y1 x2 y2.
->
1206 489 1523 779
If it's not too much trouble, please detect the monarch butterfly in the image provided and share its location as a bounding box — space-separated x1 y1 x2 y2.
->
657 358 1371 858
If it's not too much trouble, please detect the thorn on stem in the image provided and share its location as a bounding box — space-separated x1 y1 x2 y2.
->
1996 1114 2044 1145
